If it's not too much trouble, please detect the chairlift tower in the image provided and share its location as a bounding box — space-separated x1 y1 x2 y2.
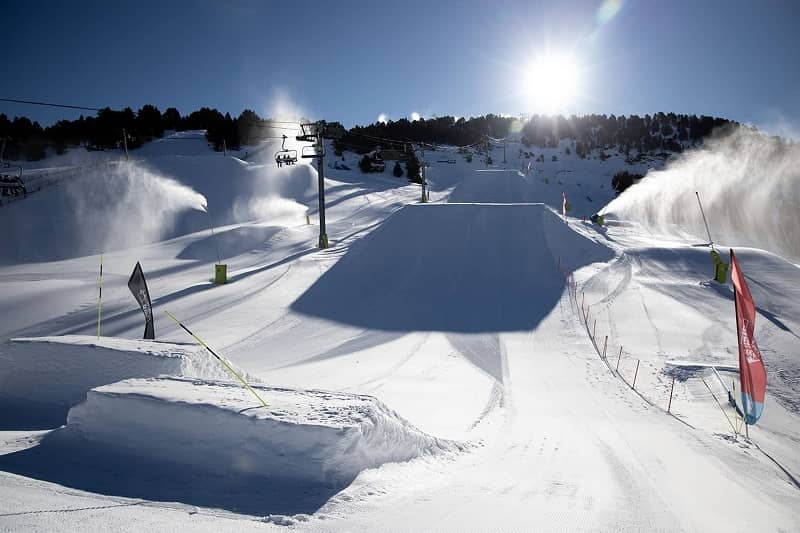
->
297 121 329 249
418 144 428 203
122 129 129 160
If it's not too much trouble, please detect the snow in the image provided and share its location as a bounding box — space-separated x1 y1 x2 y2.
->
0 335 252 429
293 202 612 333
0 133 798 531
64 377 457 484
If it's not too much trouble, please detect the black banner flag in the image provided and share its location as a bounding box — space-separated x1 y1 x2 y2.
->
128 262 155 340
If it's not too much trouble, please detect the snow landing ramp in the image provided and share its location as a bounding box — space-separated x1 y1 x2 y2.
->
0 336 247 429
0 377 457 515
292 203 613 332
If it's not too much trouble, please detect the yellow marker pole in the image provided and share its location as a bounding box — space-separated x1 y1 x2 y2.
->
96 253 103 339
164 311 268 408
702 378 738 436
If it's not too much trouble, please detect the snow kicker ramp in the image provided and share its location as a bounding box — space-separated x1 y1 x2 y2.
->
0 377 457 515
292 203 613 332
0 335 251 429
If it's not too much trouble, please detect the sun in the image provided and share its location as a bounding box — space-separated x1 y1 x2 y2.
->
523 52 582 114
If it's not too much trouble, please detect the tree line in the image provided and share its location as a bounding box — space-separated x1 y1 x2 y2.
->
0 106 304 161
1 104 736 162
337 112 737 156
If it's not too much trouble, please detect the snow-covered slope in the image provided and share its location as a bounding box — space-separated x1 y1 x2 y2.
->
0 132 798 531
292 202 612 332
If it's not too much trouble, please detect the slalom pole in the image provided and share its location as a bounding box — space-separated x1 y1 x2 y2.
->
702 378 737 436
667 376 676 413
96 253 103 339
695 192 715 250
164 311 268 408
711 367 731 398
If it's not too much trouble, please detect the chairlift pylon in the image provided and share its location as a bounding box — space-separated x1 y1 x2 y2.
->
275 135 298 167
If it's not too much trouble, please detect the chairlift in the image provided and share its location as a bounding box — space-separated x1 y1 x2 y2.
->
295 122 321 143
301 145 323 159
0 161 26 198
274 135 298 167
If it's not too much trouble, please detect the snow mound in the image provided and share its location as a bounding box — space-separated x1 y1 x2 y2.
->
292 203 613 332
448 169 535 203
65 377 459 484
0 335 250 427
133 130 214 157
445 165 616 218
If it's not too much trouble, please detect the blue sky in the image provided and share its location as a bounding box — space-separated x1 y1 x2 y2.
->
3 0 799 133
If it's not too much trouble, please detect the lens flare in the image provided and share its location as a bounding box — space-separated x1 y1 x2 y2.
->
597 0 624 25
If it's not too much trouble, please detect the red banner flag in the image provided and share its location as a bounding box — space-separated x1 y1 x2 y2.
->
730 249 767 424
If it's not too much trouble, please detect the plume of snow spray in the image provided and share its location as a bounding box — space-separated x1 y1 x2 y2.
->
266 89 309 122
234 163 315 223
601 127 800 260
67 161 208 252
235 196 309 223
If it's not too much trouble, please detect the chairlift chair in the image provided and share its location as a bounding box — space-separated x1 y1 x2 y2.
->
295 122 321 143
275 135 298 167
301 145 323 159
0 161 26 197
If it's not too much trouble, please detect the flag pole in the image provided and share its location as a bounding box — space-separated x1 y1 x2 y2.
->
96 253 103 339
731 248 750 440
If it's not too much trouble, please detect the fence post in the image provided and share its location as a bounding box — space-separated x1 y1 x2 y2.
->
667 375 676 413
592 319 596 340
581 291 585 311
632 359 640 390
616 347 622 372
602 335 608 358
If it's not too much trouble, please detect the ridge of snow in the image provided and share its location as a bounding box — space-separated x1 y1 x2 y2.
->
63 376 461 484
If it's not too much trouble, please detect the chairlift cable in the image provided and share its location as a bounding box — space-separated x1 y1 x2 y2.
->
0 97 103 112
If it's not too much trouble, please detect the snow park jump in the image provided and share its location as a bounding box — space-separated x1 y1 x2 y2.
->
2 5 800 527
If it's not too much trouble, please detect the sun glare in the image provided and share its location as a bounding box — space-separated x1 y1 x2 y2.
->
524 52 581 114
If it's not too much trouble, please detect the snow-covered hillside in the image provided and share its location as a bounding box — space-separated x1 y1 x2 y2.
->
0 131 798 531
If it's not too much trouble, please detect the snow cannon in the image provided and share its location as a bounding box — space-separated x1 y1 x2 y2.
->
214 263 227 284
710 250 729 284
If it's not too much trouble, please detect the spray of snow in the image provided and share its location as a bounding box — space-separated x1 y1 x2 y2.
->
601 127 800 259
234 195 308 224
232 163 315 224
67 161 207 252
266 89 308 122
